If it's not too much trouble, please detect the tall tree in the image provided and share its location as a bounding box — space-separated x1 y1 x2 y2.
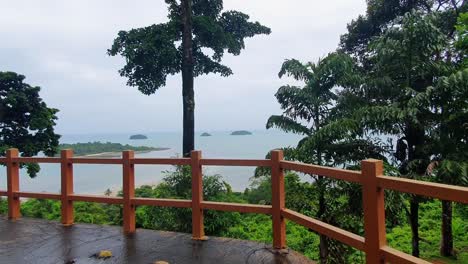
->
0 71 60 176
328 8 466 257
266 53 387 263
339 1 467 257
108 0 271 156
421 67 468 256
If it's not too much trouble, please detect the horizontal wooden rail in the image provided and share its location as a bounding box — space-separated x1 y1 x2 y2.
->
378 176 468 203
70 158 123 164
200 159 271 167
282 208 366 251
280 161 362 183
381 246 431 264
13 157 61 163
14 191 61 200
132 158 190 165
1 148 467 263
132 198 191 208
201 201 272 214
69 194 123 204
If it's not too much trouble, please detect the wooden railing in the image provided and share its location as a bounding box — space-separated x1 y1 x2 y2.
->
1 148 467 263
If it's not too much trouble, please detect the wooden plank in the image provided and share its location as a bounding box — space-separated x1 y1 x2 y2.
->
61 150 74 226
13 157 61 163
201 201 272 214
280 161 361 183
123 151 135 233
15 192 61 200
200 159 271 167
132 158 190 165
69 194 123 204
0 157 6 163
191 150 206 240
0 191 7 196
282 208 365 251
70 158 123 164
7 149 20 220
271 150 286 249
381 246 431 264
378 176 468 204
362 159 386 263
132 198 191 208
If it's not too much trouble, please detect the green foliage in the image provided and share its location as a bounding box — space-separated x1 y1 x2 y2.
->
266 51 392 262
108 0 270 95
264 1 467 260
130 165 242 235
58 142 160 156
387 201 468 262
0 71 60 177
332 2 468 258
455 12 468 66
340 0 462 60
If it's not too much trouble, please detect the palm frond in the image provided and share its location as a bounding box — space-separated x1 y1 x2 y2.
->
266 115 310 135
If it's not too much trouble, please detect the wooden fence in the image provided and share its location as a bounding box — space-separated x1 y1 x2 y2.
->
1 148 467 263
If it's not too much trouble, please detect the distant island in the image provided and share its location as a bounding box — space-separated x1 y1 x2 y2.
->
200 132 212 137
230 130 252 136
58 142 169 157
129 134 148 140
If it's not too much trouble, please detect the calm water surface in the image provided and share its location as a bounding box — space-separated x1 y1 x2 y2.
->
0 130 302 194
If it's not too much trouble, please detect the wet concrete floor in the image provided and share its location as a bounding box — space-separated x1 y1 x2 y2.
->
0 217 314 264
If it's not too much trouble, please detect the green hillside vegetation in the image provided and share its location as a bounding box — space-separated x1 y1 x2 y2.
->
58 142 163 156
129 134 148 140
230 130 252 136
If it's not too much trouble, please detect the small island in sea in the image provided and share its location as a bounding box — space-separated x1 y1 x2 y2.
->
230 130 253 136
58 142 169 157
200 132 212 137
129 134 148 140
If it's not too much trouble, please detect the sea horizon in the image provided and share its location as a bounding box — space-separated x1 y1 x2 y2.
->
0 129 304 195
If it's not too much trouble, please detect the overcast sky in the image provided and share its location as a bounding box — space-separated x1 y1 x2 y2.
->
0 0 366 134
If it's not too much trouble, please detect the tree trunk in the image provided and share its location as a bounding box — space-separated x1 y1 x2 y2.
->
181 0 195 157
317 177 329 263
410 198 420 257
440 200 453 256
314 117 329 263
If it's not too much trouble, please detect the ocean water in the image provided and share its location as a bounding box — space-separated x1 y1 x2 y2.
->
0 130 302 194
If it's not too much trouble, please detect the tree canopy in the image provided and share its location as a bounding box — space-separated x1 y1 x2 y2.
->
0 71 60 177
108 0 271 95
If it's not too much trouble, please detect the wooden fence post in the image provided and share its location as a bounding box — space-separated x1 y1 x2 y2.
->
123 150 135 233
271 150 286 249
6 148 20 220
61 149 74 226
362 159 386 263
191 150 206 240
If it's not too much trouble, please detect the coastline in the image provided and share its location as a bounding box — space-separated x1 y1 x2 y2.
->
75 148 171 158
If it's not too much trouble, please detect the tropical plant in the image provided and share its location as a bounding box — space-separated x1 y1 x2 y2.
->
265 52 388 263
